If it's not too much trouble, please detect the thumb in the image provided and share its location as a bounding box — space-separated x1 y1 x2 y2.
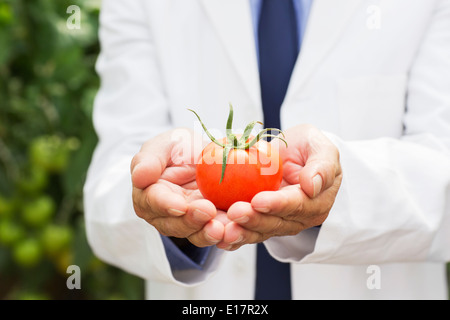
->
131 128 204 189
298 161 331 199
298 147 341 198
131 130 181 190
292 127 341 199
131 145 169 190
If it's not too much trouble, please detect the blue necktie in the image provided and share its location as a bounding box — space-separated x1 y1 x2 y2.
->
256 0 299 300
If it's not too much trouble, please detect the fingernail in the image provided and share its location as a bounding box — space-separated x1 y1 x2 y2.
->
253 207 270 213
205 233 220 244
168 208 186 216
230 235 243 245
192 209 211 222
233 215 249 224
313 174 323 197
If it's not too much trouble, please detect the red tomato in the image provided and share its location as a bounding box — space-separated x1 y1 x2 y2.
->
196 135 283 210
189 104 287 211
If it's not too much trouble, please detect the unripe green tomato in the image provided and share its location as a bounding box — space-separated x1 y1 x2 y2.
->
21 195 56 228
17 165 48 195
29 135 70 173
13 238 43 268
41 224 73 256
0 219 25 246
0 195 15 218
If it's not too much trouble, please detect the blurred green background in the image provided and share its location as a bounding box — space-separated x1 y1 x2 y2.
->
0 0 144 299
0 0 449 300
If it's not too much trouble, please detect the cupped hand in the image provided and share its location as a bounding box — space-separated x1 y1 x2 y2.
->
131 129 228 247
219 124 343 251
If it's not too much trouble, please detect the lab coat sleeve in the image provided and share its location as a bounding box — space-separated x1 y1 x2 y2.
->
82 0 221 285
265 0 450 265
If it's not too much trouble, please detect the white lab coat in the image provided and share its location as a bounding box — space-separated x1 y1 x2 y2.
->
83 0 450 299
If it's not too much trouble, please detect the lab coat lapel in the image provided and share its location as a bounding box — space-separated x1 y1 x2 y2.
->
200 0 261 111
285 0 361 103
200 0 361 114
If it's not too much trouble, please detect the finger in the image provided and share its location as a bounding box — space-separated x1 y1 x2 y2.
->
281 125 341 198
131 141 170 190
188 219 224 247
214 211 233 226
227 201 292 235
191 211 229 247
185 199 217 228
143 181 188 218
160 164 197 186
131 129 205 189
253 184 337 228
250 185 305 217
218 221 265 251
132 185 184 223
150 199 216 238
131 155 165 190
299 155 340 198
216 222 248 251
299 138 340 198
178 199 217 238
223 202 304 251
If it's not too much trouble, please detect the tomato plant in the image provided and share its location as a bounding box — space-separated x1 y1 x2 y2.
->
0 0 145 300
12 238 43 268
0 219 25 246
189 104 286 211
21 195 56 228
41 224 73 257
29 135 77 173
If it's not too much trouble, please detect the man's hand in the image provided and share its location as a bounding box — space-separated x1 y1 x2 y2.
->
131 125 342 252
219 124 343 251
131 129 226 247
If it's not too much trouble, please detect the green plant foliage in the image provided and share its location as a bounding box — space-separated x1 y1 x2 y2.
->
0 0 144 299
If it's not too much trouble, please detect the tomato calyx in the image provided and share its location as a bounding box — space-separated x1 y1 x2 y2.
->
188 104 287 183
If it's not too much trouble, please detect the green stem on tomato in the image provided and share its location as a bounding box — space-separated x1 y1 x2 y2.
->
243 128 287 150
188 103 288 184
220 144 231 184
187 108 225 148
240 120 263 145
226 102 234 136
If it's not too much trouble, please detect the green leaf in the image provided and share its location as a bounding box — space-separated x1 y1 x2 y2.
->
226 103 234 136
240 120 263 144
244 128 287 149
188 109 225 148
